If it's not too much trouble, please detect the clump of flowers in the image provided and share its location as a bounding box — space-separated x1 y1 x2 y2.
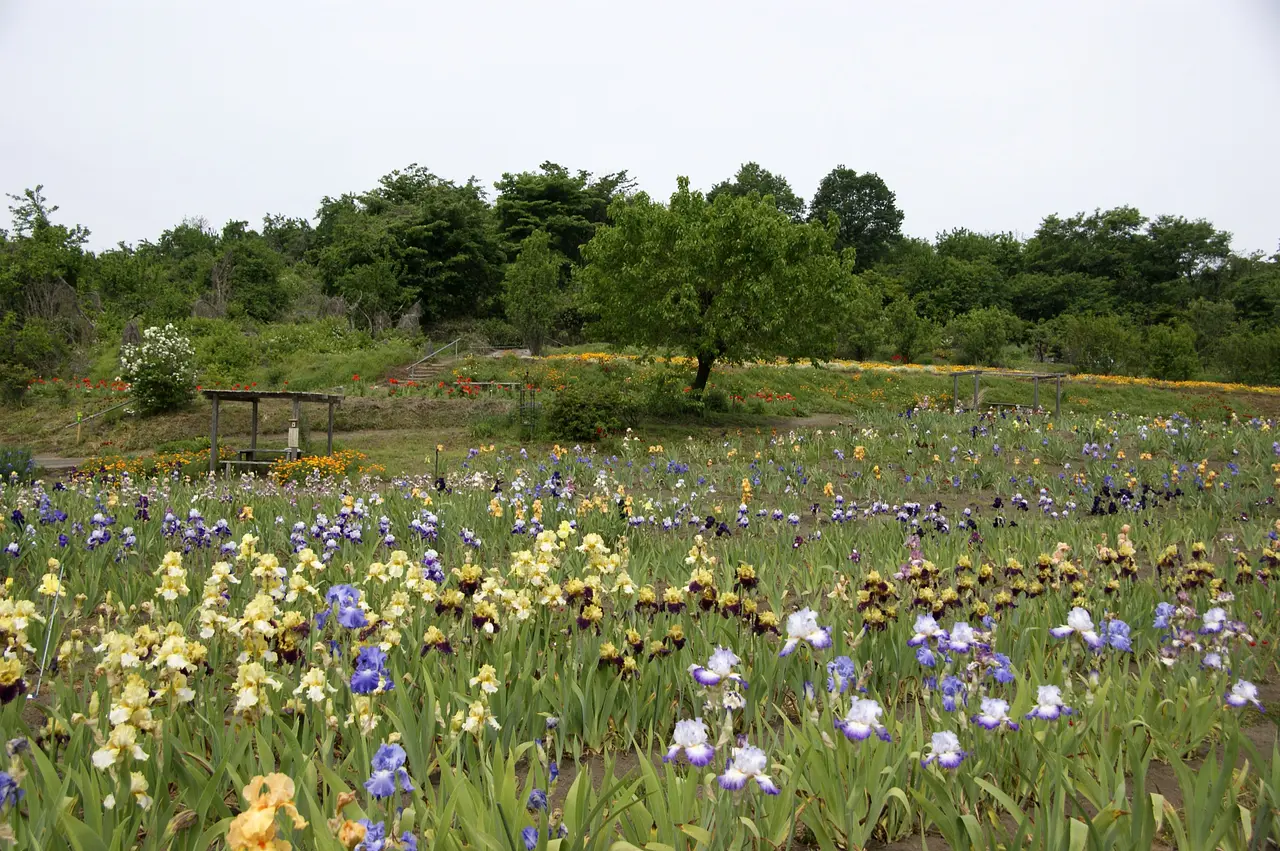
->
120 324 197 414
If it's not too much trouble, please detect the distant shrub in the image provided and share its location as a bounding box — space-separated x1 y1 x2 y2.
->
121 324 197 414
547 381 638 441
1219 329 1280 386
0 363 33 405
702 387 731 412
635 367 703 418
1051 313 1138 375
1144 323 1199 381
949 307 1022 366
0 445 34 481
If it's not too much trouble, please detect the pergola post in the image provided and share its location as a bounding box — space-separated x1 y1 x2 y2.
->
1055 375 1063 417
250 400 259 458
1032 377 1040 411
952 373 959 413
288 397 302 460
972 371 981 410
209 397 220 475
327 402 334 455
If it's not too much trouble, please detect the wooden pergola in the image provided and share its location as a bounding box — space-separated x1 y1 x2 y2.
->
951 369 1067 417
203 389 344 475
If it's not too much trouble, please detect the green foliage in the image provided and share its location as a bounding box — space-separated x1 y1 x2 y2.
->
1218 327 1280 385
807 166 904 268
494 162 631 263
1144 323 1200 381
581 177 848 390
884 296 933 363
1051 313 1139 375
0 361 33 404
218 221 289 321
1005 271 1114 323
948 306 1022 366
707 162 806 222
546 380 637 440
838 278 884 360
186 318 259 385
120 324 197 414
313 165 507 328
502 230 563 355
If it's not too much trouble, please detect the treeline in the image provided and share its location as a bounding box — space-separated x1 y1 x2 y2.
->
1 160 1279 395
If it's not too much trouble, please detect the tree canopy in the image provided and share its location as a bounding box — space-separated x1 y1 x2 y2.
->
2 159 1278 388
580 177 849 390
808 166 904 269
707 162 806 222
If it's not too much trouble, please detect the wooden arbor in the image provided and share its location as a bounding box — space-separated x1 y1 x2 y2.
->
950 370 1066 417
203 390 344 475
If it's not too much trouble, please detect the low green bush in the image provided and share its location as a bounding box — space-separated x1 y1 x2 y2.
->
546 381 638 440
0 362 33 405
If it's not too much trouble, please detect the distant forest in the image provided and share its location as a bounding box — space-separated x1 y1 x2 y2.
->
2 161 1279 390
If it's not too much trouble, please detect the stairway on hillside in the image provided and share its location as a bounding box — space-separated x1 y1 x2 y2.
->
406 357 459 383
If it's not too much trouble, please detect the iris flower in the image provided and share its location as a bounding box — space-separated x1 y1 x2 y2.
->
663 718 715 766
779 608 832 657
1025 685 1072 721
946 622 979 654
1049 608 1103 649
718 746 780 794
364 743 413 798
921 731 966 769
1201 607 1227 635
973 697 1019 731
689 647 746 687
1100 619 1132 652
835 698 891 742
826 656 857 693
1226 679 1263 710
908 614 948 647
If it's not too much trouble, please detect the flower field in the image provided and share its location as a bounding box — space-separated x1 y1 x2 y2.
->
0 409 1278 850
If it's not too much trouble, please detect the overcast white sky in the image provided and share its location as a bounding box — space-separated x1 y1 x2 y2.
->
1 1 1278 254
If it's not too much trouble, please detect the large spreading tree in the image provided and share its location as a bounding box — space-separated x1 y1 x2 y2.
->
581 177 849 391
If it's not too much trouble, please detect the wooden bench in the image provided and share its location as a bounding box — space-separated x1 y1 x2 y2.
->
223 448 299 477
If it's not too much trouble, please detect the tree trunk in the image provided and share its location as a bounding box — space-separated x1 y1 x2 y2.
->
692 353 715 392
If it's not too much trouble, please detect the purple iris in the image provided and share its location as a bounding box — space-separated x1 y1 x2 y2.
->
351 646 393 694
364 743 413 797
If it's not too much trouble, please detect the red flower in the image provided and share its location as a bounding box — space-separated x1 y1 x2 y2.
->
352 374 360 382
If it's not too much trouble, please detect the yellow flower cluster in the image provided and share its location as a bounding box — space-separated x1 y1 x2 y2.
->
270 450 369 484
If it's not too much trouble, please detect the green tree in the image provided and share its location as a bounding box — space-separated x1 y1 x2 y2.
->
1050 313 1138 375
217 221 288 321
581 177 847 391
1005 271 1114 323
0 186 92 321
884 295 933 363
707 162 806 222
1183 298 1238 360
262 214 315 263
312 165 507 327
839 278 885 360
948 306 1022 366
808 166 904 269
502 230 563 355
935 228 1025 278
1144 323 1199 381
494 163 632 263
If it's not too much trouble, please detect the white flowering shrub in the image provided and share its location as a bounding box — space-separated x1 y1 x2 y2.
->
120 324 197 414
